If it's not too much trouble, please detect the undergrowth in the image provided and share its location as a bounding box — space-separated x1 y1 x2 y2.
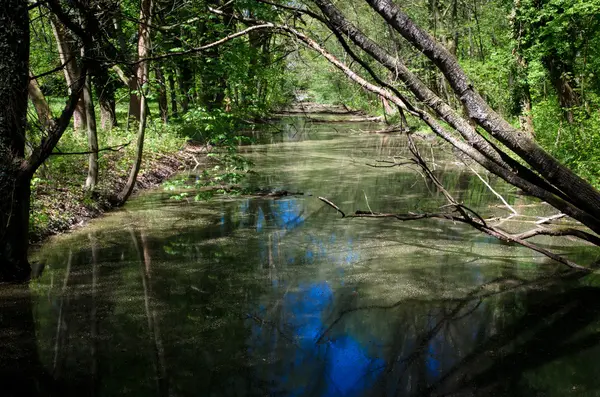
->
29 99 260 242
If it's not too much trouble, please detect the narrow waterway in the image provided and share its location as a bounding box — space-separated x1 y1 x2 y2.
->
19 115 600 396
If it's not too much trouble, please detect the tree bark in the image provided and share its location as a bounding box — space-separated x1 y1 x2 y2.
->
177 62 193 113
364 0 600 222
50 16 86 131
118 0 152 203
28 72 55 131
119 88 148 203
83 75 99 190
94 69 118 130
0 0 32 281
155 66 168 124
168 71 178 117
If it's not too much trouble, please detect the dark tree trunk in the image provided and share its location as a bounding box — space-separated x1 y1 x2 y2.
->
309 0 600 235
94 69 118 130
128 77 141 124
543 55 580 123
155 66 168 124
177 63 192 113
364 0 600 223
0 0 32 281
168 71 178 117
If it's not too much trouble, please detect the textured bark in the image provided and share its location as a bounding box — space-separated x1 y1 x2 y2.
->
0 0 88 281
119 0 152 203
301 1 600 234
364 0 600 222
0 0 31 281
312 0 565 198
128 0 153 123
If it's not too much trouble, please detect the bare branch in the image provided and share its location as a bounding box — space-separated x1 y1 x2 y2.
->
466 163 518 215
513 228 600 246
123 24 277 65
30 55 75 80
318 197 345 218
50 142 130 156
536 213 566 225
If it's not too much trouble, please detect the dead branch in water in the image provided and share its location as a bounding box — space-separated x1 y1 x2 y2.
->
307 116 384 123
318 196 345 218
317 134 592 271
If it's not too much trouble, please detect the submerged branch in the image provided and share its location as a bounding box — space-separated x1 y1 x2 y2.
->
513 228 600 246
318 197 345 218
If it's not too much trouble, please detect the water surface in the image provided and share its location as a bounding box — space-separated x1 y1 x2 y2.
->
15 116 600 396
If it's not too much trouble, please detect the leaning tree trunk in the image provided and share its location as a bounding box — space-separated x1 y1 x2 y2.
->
28 72 55 131
0 0 32 281
363 0 600 225
118 0 152 204
50 15 86 131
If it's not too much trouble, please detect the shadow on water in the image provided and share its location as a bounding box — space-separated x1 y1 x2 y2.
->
4 271 600 396
10 117 600 396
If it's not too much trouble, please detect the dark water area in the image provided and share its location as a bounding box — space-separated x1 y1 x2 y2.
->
5 116 600 397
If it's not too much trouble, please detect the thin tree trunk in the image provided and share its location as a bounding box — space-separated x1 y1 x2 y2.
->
177 64 192 113
28 71 55 130
119 84 148 203
50 16 86 131
168 72 178 117
83 75 99 190
155 66 168 124
119 0 153 203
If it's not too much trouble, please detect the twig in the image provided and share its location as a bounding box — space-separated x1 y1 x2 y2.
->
513 227 600 246
318 197 345 218
30 55 75 80
363 190 374 214
51 141 131 156
536 213 566 225
466 163 518 215
366 160 413 168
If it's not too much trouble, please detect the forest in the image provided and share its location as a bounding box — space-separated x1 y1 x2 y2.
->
2 0 600 395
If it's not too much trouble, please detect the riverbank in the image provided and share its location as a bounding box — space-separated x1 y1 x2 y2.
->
29 141 210 245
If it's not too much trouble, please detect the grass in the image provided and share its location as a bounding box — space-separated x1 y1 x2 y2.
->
28 97 211 242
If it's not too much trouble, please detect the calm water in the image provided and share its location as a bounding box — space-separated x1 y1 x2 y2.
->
5 116 600 396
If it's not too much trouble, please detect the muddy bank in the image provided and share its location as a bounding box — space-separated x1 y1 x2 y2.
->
29 143 209 245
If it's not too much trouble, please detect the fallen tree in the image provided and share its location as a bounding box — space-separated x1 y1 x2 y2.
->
246 0 600 269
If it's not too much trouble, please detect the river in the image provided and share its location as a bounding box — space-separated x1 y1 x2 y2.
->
19 115 600 396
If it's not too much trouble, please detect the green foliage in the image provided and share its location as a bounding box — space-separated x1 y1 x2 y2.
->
533 97 600 187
